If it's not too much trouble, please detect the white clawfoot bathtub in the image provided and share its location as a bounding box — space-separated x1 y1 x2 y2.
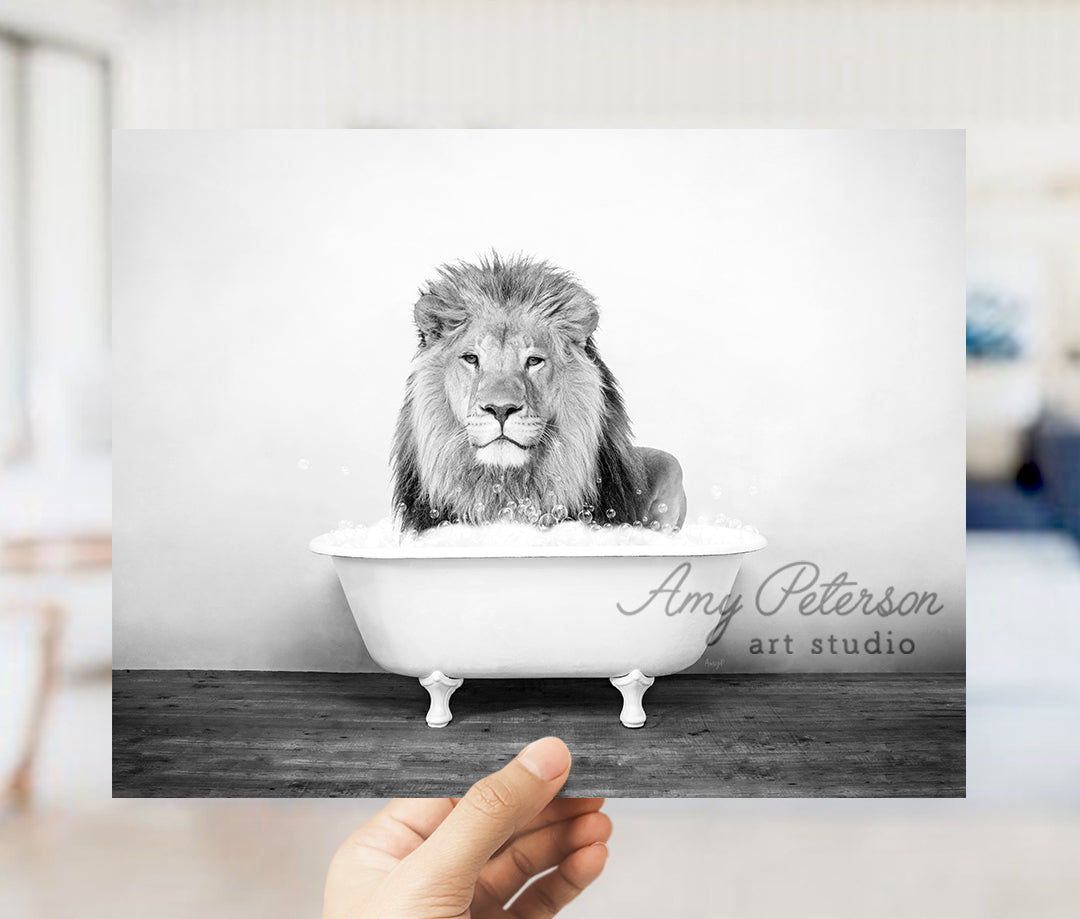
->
311 531 765 728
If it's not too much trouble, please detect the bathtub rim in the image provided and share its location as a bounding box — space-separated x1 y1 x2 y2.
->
309 531 767 559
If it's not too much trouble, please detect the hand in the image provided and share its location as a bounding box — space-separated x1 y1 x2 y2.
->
323 737 611 918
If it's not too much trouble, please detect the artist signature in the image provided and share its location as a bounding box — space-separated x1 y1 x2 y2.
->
616 560 944 647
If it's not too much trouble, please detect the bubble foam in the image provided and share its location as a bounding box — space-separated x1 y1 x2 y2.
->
311 518 766 557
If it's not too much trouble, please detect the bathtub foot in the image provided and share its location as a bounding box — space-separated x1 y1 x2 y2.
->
610 670 655 728
420 671 464 727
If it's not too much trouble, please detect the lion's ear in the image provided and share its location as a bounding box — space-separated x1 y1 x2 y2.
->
553 297 599 344
414 293 467 344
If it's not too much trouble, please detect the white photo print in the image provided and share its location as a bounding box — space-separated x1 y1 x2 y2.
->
113 129 964 797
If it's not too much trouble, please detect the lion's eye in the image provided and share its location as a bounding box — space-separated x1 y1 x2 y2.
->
461 353 479 367
525 356 545 369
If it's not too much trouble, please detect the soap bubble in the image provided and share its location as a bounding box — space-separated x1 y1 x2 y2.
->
657 503 668 514
499 506 516 523
340 466 350 476
649 521 661 530
297 459 310 471
429 508 440 519
579 510 594 525
633 520 643 528
525 506 541 523
538 513 556 530
603 522 613 529
710 484 722 498
634 488 643 496
619 523 631 531
492 482 503 493
605 508 616 520
661 524 673 535
552 504 568 522
438 520 451 528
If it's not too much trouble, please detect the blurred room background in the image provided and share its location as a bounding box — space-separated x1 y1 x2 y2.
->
965 127 1080 806
2 1 1079 917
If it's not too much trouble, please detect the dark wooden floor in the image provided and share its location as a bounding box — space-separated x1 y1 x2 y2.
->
112 671 965 798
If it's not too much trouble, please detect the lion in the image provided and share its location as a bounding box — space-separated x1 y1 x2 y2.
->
391 254 687 533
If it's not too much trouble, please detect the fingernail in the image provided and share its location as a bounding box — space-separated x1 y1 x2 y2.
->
517 737 569 781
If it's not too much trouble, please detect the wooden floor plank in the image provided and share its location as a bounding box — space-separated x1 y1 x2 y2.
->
112 671 965 798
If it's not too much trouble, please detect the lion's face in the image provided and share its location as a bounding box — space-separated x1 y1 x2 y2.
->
447 318 556 469
423 310 605 479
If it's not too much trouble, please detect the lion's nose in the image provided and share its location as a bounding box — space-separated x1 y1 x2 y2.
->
481 402 524 427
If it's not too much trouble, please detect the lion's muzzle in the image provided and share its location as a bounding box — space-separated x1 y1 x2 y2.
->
466 403 545 467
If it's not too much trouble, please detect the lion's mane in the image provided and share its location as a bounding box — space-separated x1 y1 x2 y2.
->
391 254 648 532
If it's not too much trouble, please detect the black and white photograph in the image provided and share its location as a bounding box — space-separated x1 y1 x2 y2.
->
110 129 965 797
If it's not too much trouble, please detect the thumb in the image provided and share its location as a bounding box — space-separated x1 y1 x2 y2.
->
401 737 571 883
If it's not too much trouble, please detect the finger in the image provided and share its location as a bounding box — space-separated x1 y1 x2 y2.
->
509 842 609 919
477 810 612 907
494 798 606 855
342 798 456 863
449 796 604 836
400 737 571 882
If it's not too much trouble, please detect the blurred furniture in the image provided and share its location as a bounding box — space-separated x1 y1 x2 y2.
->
967 413 1080 541
965 479 1058 531
1 533 111 811
1035 414 1080 542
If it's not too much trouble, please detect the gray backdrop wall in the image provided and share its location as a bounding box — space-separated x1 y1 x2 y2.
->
113 130 965 672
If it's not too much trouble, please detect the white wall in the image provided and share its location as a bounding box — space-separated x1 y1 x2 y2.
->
113 130 965 672
0 25 111 466
114 0 1080 129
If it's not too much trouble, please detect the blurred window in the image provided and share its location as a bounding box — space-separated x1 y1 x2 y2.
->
0 28 109 465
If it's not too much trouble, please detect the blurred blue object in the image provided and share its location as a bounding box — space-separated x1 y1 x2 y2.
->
967 480 1058 530
1035 414 1080 542
966 287 1024 360
968 415 1080 542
